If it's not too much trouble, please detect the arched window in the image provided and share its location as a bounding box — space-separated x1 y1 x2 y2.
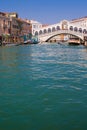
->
79 28 82 33
43 29 47 34
69 26 73 31
56 26 60 30
48 28 51 33
35 31 38 36
39 30 43 35
74 27 78 32
83 29 87 34
52 27 56 32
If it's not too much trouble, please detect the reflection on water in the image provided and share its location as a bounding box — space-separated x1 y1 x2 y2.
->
0 43 87 130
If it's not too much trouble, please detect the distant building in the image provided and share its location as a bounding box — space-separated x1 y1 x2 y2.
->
0 12 31 43
0 12 31 36
0 12 10 35
7 12 18 18
71 16 87 27
42 24 49 27
18 18 31 35
0 12 6 17
29 20 42 35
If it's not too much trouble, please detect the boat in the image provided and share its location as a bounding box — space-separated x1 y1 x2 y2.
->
68 41 80 45
68 39 81 45
24 39 32 44
24 37 39 44
68 42 80 45
57 41 69 45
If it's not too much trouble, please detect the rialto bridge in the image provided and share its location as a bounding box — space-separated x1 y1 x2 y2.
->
33 20 87 43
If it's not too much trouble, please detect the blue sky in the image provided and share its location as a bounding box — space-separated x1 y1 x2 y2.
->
0 0 87 24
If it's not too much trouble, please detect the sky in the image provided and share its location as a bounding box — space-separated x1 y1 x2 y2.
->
0 0 87 24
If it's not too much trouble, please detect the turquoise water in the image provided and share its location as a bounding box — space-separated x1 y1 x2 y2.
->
0 43 87 130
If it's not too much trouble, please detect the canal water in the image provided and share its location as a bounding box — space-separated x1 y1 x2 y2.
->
0 43 87 130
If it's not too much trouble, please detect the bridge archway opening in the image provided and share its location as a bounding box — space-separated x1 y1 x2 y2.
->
43 29 47 34
74 27 78 32
69 26 73 31
39 30 43 35
79 28 82 33
52 27 56 32
83 29 87 34
56 26 60 30
48 28 51 33
35 31 38 36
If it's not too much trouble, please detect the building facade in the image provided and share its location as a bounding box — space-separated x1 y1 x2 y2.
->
0 12 31 44
71 16 87 27
0 12 10 35
29 20 42 35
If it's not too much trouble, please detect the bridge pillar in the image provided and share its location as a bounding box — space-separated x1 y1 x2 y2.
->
84 41 87 46
84 36 87 46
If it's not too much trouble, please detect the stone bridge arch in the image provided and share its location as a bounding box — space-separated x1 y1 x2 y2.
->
38 30 84 42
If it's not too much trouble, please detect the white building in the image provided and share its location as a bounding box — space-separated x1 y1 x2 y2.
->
70 16 87 27
30 20 42 35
